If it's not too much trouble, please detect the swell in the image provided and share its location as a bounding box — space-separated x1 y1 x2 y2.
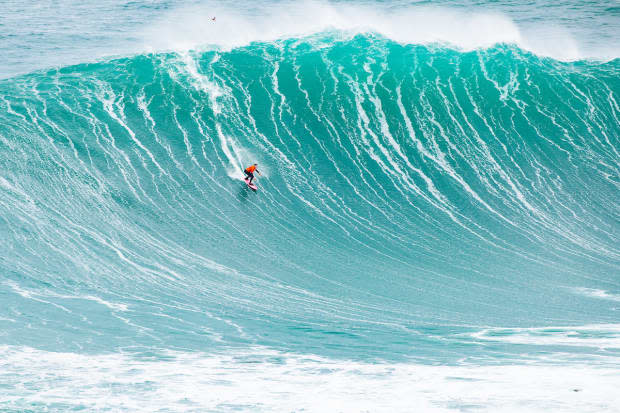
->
0 36 619 360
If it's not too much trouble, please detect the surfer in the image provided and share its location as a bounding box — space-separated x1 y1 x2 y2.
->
244 163 260 184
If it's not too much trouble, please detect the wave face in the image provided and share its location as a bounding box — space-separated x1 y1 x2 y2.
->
1 36 620 410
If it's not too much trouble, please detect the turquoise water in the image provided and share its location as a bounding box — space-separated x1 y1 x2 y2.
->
1 1 619 411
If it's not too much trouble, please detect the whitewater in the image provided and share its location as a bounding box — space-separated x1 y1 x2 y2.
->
1 0 619 411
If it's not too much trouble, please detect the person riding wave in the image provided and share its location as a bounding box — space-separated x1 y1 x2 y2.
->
244 163 260 184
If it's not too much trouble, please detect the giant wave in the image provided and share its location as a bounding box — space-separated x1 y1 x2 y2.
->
1 34 619 411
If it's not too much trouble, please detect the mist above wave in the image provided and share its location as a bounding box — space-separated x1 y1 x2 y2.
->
140 0 604 61
2 0 617 79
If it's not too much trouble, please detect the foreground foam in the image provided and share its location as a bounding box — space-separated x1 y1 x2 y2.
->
1 345 619 412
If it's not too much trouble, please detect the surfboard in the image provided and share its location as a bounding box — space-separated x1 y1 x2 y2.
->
244 178 258 191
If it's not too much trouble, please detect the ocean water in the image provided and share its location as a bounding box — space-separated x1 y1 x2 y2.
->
1 1 619 411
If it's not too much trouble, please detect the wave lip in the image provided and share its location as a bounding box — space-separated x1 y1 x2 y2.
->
140 1 601 61
3 0 619 80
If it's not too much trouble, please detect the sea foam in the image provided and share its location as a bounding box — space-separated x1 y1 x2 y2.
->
141 0 589 61
1 345 619 412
